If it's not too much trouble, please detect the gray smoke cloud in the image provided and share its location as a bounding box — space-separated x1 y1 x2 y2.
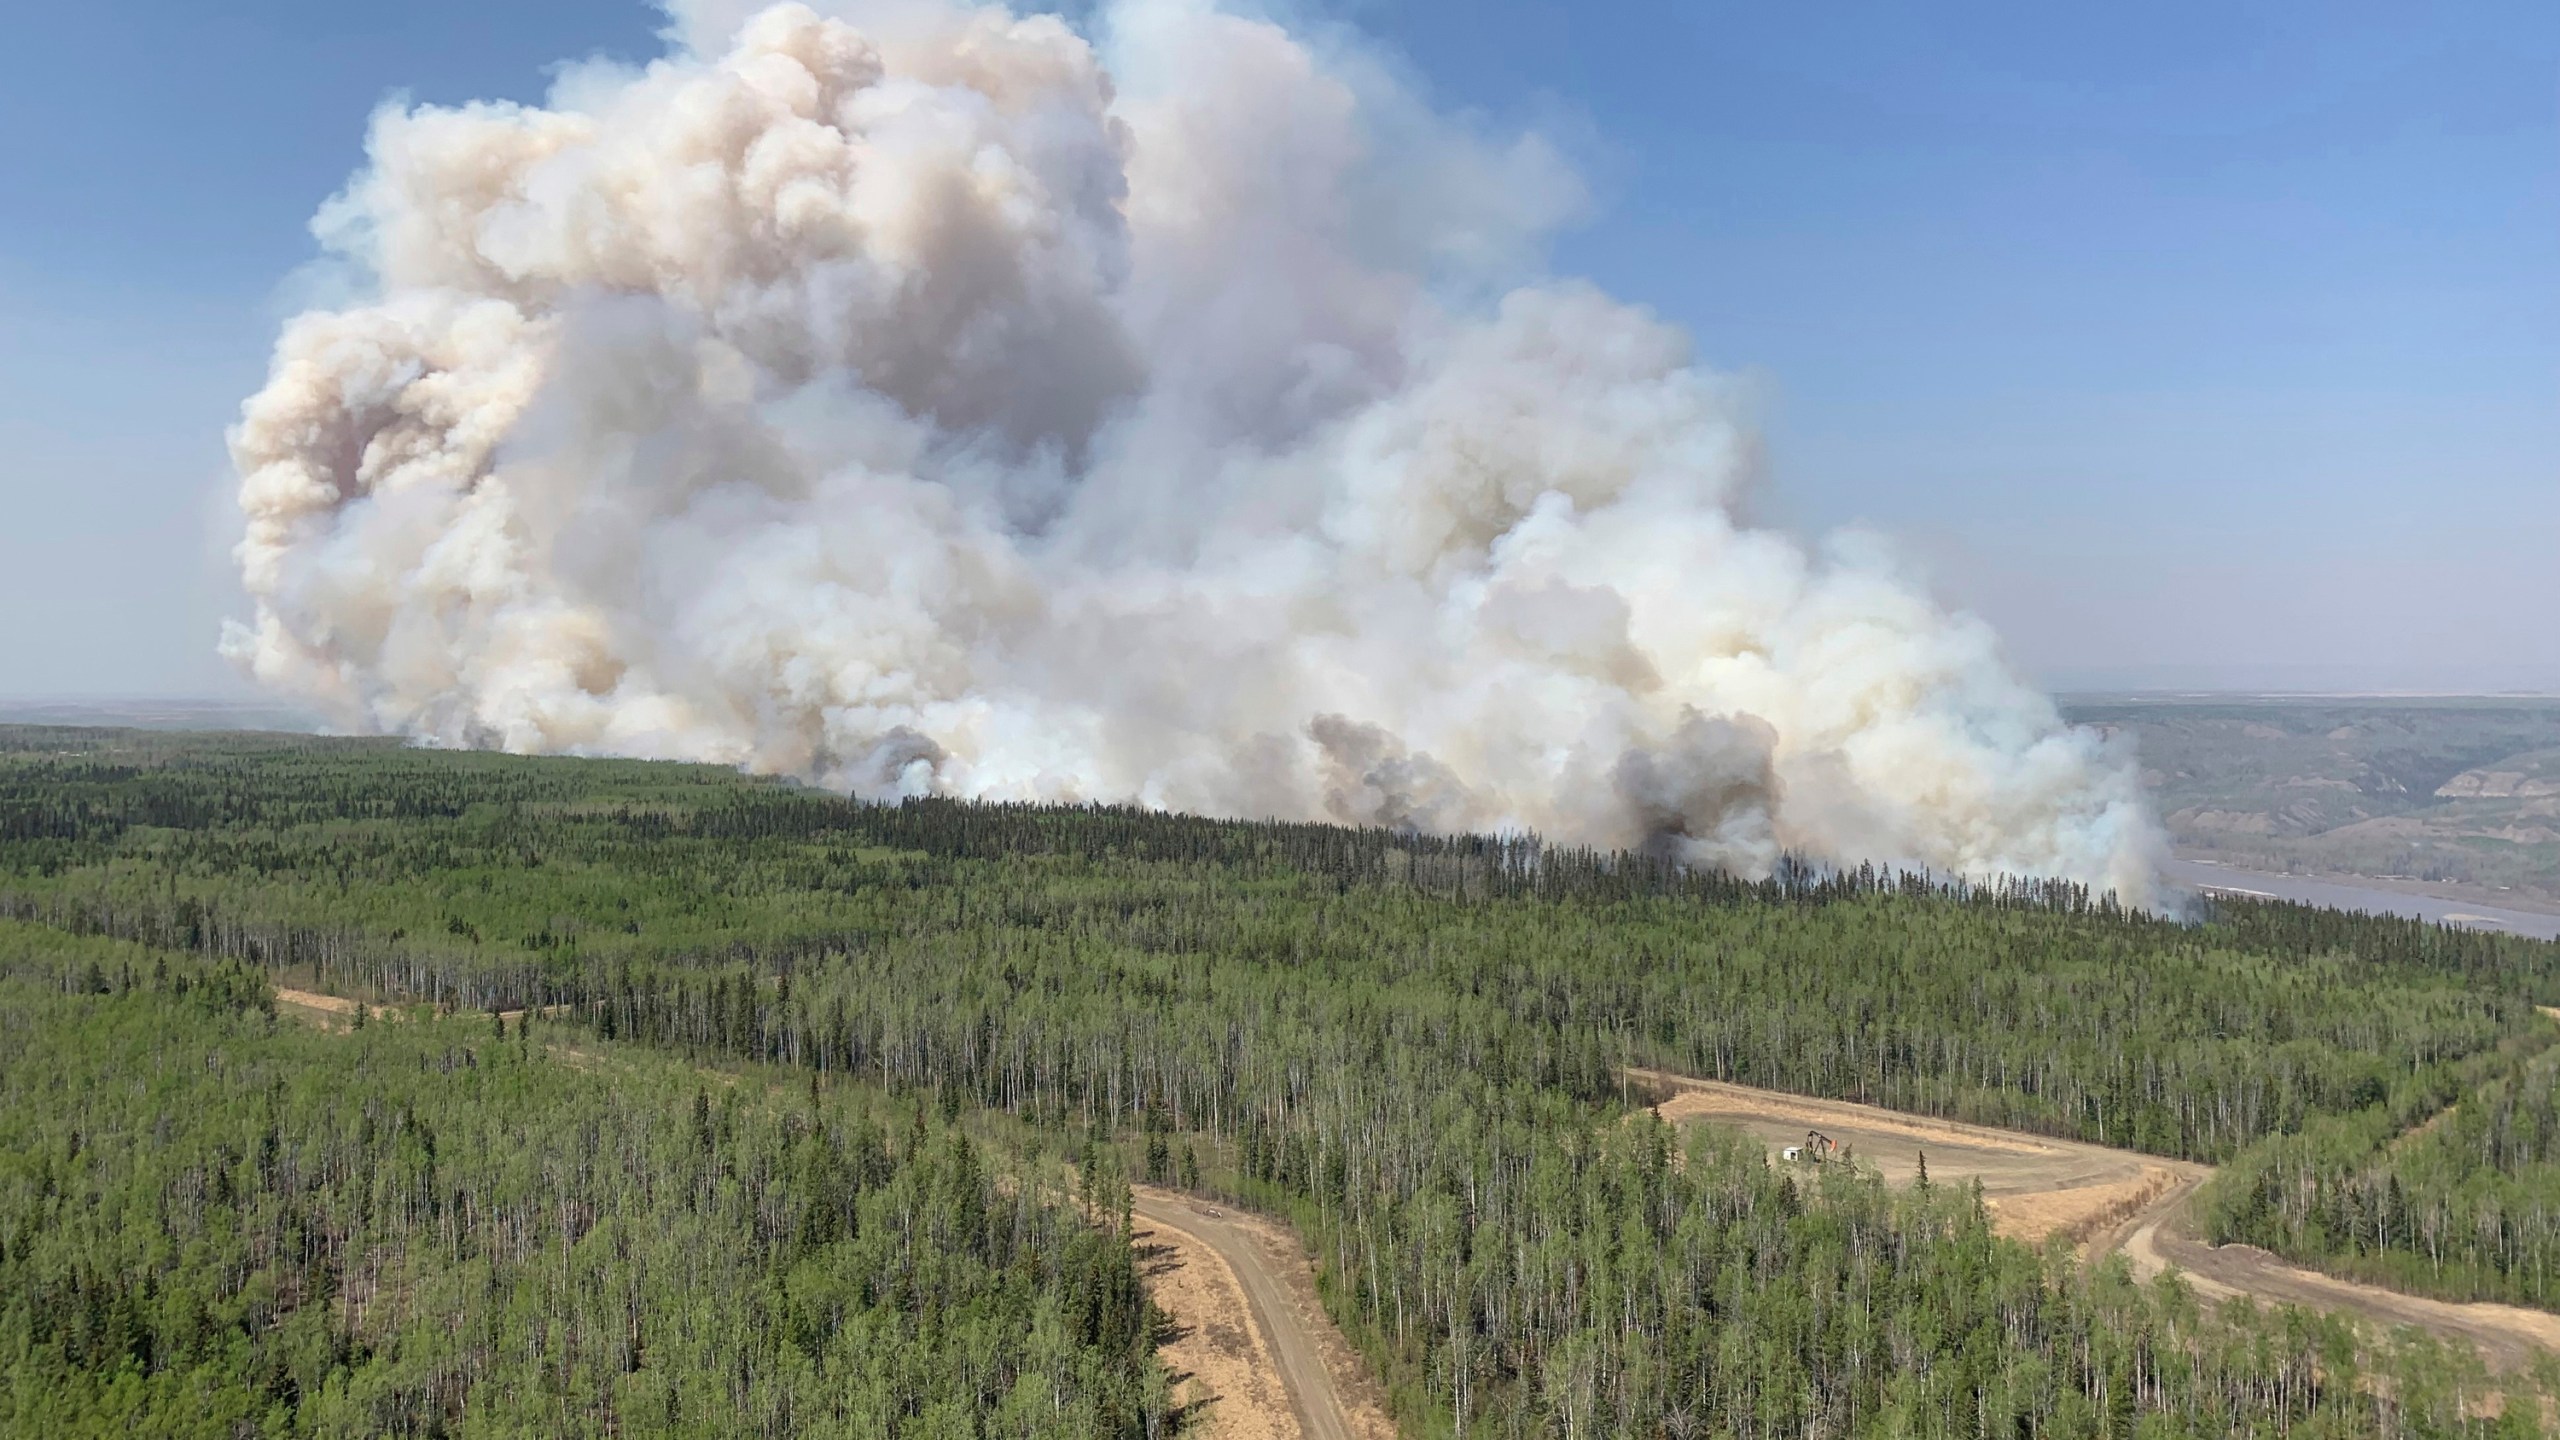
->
224 0 2162 900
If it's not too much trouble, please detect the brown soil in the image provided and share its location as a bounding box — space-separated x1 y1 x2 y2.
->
1131 1187 1395 1440
2113 1180 2560 1374
1638 1068 2560 1372
276 988 570 1027
1993 1164 2187 1249
2389 1102 2459 1155
1135 1205 1299 1440
273 987 397 1026
1636 1068 2194 1250
1642 1072 2059 1158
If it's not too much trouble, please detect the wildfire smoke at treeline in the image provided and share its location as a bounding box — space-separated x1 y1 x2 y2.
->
224 0 2160 900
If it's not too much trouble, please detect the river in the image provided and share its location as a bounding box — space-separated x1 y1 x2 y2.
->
2160 857 2560 941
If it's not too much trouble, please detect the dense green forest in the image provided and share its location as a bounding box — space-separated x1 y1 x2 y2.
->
7 727 2560 1435
5 728 2549 1166
2203 1022 2560 1309
0 925 1165 1438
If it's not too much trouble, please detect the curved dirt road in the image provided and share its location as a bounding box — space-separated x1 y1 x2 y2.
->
1131 1186 1393 1440
1637 1069 2560 1372
2106 1173 2560 1373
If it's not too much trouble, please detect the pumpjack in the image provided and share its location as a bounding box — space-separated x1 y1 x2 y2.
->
1781 1130 1838 1163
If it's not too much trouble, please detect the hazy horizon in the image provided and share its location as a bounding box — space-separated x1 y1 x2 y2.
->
10 679 2560 707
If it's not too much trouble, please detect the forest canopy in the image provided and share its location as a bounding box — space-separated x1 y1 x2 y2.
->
4 726 2558 1436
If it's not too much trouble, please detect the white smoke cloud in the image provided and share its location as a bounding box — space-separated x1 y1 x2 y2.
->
224 0 2163 901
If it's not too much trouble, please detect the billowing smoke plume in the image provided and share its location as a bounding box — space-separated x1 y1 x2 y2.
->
225 0 2162 900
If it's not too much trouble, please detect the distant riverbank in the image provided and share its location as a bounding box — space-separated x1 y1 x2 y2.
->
2161 857 2560 941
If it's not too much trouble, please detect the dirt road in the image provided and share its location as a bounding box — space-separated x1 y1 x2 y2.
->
279 982 2556 1398
2108 1179 2560 1374
1636 1069 2199 1248
1636 1069 2560 1372
271 987 1386 1429
1130 1187 1393 1440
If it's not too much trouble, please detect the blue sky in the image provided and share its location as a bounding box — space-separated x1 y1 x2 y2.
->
1 0 2552 696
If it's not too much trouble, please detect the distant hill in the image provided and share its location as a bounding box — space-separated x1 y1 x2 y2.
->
2063 695 2560 906
0 697 324 732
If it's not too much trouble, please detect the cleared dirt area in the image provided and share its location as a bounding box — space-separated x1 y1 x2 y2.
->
1130 1187 1394 1440
1134 1202 1298 1440
1638 1068 2560 1372
276 988 571 1029
1635 1069 2203 1249
273 987 394 1025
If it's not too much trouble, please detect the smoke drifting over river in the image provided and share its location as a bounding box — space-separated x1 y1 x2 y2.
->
225 0 2160 899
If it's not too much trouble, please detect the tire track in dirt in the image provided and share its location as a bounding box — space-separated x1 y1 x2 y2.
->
1130 1187 1394 1440
1634 1068 2560 1372
2108 1176 2560 1374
